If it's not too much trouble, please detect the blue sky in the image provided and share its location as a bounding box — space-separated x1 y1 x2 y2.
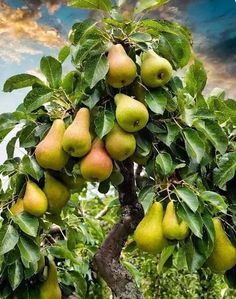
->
0 0 236 113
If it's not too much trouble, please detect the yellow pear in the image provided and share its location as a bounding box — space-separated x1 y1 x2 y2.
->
141 50 173 88
62 108 92 157
60 173 86 193
134 202 167 254
107 44 136 88
105 123 136 161
23 181 48 217
40 257 61 299
162 201 189 240
10 199 24 215
114 93 149 133
206 218 236 273
80 138 113 182
35 119 69 171
43 172 70 214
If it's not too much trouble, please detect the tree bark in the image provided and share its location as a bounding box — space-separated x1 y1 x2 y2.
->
92 160 144 299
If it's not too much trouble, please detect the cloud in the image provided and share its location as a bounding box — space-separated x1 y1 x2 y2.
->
23 0 66 14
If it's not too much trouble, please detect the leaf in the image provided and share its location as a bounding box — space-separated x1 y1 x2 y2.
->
183 128 205 164
13 212 39 237
158 245 175 273
185 237 206 272
213 152 236 189
155 152 173 176
49 244 79 264
0 112 25 142
23 87 53 112
68 0 112 11
157 123 180 146
3 74 44 92
8 260 24 290
17 236 40 268
139 186 155 213
84 54 109 88
129 32 152 42
94 110 115 138
19 123 38 148
58 45 70 63
200 191 227 213
135 0 169 14
193 119 228 154
7 136 18 159
175 187 199 212
20 155 43 181
72 39 103 64
40 56 62 89
0 225 19 255
145 89 168 114
82 89 100 110
185 60 207 97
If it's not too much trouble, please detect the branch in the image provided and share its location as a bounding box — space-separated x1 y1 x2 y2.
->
92 160 144 299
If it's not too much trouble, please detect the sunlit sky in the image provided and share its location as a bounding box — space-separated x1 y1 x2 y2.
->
0 0 236 113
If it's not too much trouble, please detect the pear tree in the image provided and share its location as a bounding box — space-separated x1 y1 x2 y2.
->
1 0 236 298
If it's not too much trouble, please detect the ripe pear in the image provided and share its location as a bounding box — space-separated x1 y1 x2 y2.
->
60 173 86 193
43 172 70 214
35 119 69 171
114 93 149 132
80 138 113 182
141 50 173 88
105 123 136 161
23 181 48 217
162 201 189 240
40 257 61 299
134 202 167 254
107 44 137 88
206 218 236 273
10 199 24 215
62 108 92 157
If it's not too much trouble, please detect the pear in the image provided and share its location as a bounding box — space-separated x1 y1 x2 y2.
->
62 108 92 157
107 44 136 88
105 123 136 161
10 199 24 215
114 93 149 132
23 181 48 217
43 172 70 214
80 138 113 182
206 218 236 273
141 50 173 88
60 173 86 193
35 119 69 171
162 201 189 240
40 257 61 299
134 202 167 254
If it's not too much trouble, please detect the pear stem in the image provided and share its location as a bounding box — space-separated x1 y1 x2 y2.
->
92 160 144 299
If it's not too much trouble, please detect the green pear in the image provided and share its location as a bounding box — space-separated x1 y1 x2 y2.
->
162 201 189 240
114 93 149 133
60 173 86 193
105 123 136 161
80 138 113 182
62 108 92 157
141 50 173 88
23 181 48 217
206 218 236 273
35 119 69 171
43 172 70 214
107 44 137 88
134 202 167 254
10 198 24 215
40 257 61 299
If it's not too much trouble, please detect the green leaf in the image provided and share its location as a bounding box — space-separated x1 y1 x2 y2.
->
13 212 39 237
183 128 205 164
129 32 152 42
157 123 180 146
213 152 236 189
19 123 38 148
3 74 44 92
8 260 24 290
72 39 102 64
175 187 199 212
94 110 115 139
0 112 25 142
185 60 207 97
23 87 53 112
158 245 175 273
49 244 79 264
0 225 19 255
58 45 70 63
135 0 169 14
68 0 112 11
7 136 18 159
193 119 228 154
155 152 173 176
139 186 155 213
40 56 62 89
82 89 100 110
200 191 227 213
17 236 40 268
20 155 43 181
145 89 167 115
84 54 109 88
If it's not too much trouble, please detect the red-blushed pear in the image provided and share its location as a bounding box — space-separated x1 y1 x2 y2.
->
107 44 137 88
23 181 48 217
114 93 149 133
62 108 92 158
80 138 113 182
35 119 69 171
141 50 173 88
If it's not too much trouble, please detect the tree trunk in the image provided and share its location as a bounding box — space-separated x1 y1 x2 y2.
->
92 160 144 299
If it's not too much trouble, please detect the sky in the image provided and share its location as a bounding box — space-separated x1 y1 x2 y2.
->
0 0 236 114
